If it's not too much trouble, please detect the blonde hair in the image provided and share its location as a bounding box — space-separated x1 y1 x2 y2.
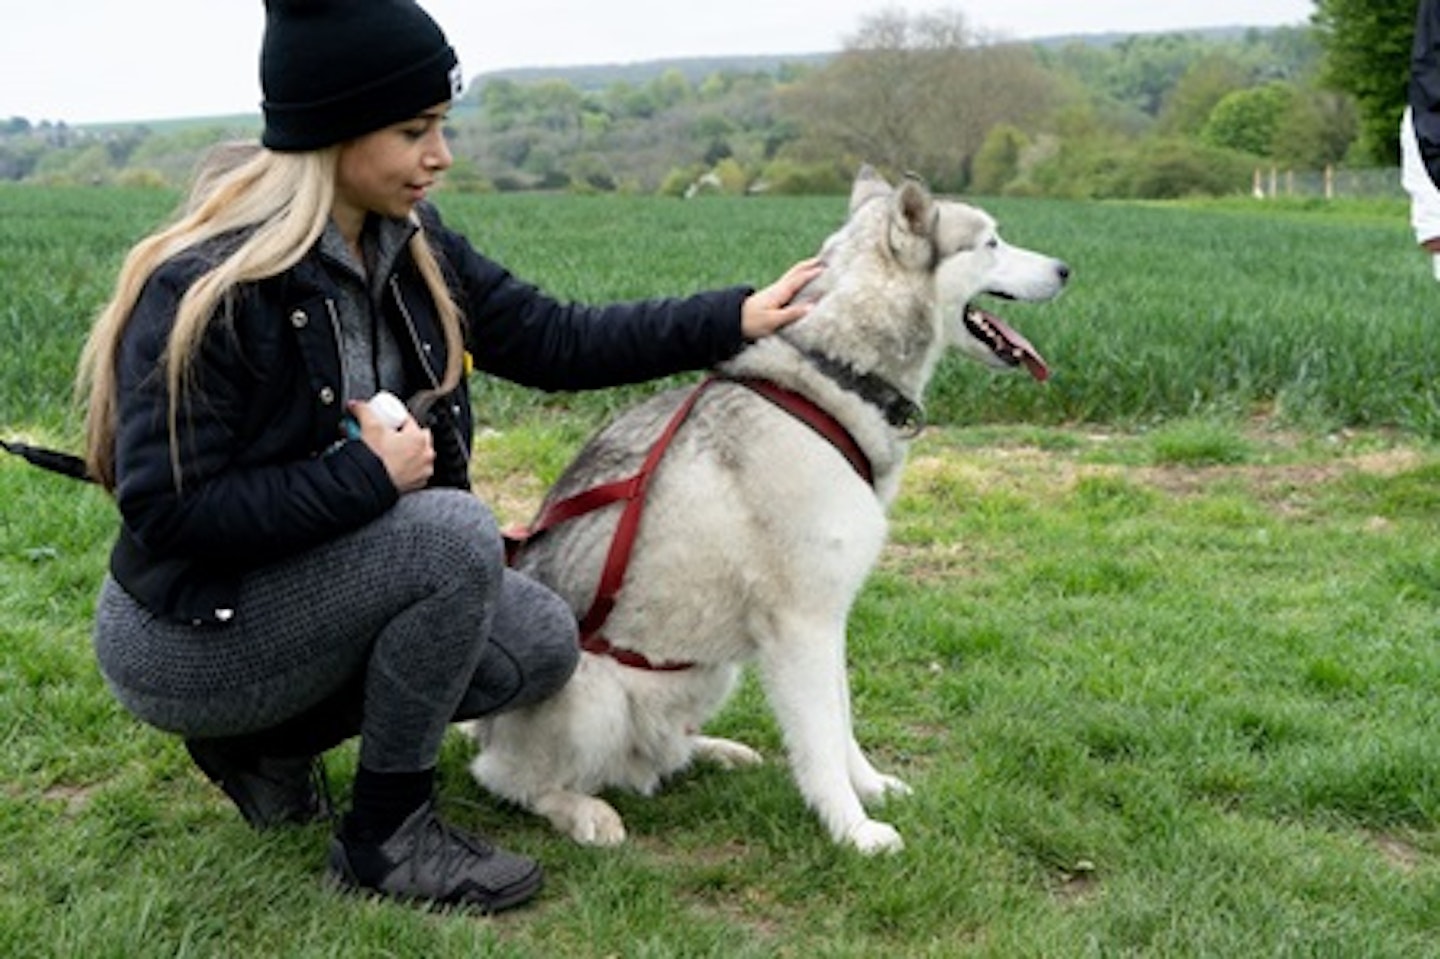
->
76 141 464 490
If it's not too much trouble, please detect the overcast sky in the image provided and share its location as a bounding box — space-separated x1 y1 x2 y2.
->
4 1 1317 125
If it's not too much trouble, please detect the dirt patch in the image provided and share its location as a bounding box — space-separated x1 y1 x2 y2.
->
905 440 1426 506
1371 833 1425 873
1128 447 1425 500
469 468 546 530
41 784 93 816
1051 861 1102 906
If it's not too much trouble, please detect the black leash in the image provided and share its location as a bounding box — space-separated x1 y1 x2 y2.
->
0 438 94 483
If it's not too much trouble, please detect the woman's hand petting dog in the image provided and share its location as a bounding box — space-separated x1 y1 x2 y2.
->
740 257 824 339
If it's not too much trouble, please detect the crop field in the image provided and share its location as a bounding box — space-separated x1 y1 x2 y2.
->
2 185 1439 956
3 184 1439 439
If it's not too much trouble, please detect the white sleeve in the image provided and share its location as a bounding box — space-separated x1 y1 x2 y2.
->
1401 107 1440 246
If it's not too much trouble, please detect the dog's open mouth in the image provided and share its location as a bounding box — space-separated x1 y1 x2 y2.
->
964 305 1050 382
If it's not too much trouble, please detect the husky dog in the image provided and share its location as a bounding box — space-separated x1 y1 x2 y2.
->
468 168 1068 854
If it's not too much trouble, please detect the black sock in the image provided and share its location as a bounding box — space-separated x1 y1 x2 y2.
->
342 766 435 845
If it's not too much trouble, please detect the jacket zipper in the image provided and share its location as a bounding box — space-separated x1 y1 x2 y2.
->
390 276 470 465
323 298 349 405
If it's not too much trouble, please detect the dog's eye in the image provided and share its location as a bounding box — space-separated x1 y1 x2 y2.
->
986 238 999 249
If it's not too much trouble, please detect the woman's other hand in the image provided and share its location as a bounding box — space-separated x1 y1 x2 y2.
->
350 400 435 493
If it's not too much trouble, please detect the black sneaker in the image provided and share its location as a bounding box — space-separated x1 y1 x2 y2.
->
327 800 543 913
184 739 330 829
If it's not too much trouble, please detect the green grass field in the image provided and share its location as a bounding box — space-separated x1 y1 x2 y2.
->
2 185 1439 956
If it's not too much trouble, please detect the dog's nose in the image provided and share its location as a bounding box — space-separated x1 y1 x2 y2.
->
1056 261 1072 284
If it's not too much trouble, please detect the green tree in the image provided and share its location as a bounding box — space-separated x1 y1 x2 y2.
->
648 69 694 111
443 155 493 194
971 124 1029 194
1159 53 1251 136
33 142 112 185
1104 34 1213 116
1312 0 1413 163
1272 89 1358 166
781 7 1055 190
0 138 44 180
1203 82 1299 157
480 79 527 131
529 80 586 139
610 81 658 119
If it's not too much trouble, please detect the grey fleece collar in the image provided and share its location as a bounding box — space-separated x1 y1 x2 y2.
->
317 214 419 301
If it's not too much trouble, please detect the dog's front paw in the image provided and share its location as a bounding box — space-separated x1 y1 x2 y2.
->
856 772 912 806
844 819 904 855
535 793 628 846
692 735 763 769
570 799 628 846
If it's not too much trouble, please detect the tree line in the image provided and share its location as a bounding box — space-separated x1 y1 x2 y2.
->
0 4 1417 200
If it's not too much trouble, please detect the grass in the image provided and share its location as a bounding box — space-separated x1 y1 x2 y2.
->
3 186 1440 955
5 421 1440 956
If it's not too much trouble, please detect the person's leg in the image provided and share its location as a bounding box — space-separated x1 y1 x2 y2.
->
312 500 545 909
452 567 581 720
94 488 502 745
96 488 499 825
96 489 543 909
327 562 568 910
200 565 583 770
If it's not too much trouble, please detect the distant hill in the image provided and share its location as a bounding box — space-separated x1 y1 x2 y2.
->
1030 24 1286 49
469 52 833 92
464 25 1275 92
79 113 262 135
64 24 1292 131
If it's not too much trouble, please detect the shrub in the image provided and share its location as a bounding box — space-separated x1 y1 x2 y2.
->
658 165 702 198
758 159 848 195
1026 135 1255 199
1120 138 1257 199
972 124 1029 195
113 168 169 189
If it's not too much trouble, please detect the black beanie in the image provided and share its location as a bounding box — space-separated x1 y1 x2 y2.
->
260 0 462 152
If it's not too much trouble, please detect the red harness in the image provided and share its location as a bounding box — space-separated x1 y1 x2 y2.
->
504 375 875 671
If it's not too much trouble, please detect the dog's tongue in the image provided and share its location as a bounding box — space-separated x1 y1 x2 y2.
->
975 308 1049 382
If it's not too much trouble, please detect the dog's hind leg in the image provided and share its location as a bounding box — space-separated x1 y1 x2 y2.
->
470 749 630 846
532 791 628 846
756 617 903 855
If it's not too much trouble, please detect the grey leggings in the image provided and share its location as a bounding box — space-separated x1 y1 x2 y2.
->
93 489 579 773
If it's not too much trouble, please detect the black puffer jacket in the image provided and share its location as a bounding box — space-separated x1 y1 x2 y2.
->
1412 0 1440 188
110 203 750 625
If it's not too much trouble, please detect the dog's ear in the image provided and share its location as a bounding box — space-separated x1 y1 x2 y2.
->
887 178 939 269
850 165 892 213
895 178 935 238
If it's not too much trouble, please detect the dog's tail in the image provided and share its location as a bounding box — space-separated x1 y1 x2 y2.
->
1 438 94 483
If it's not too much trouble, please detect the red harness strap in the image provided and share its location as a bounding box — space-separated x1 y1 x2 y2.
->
726 377 874 487
505 375 874 671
